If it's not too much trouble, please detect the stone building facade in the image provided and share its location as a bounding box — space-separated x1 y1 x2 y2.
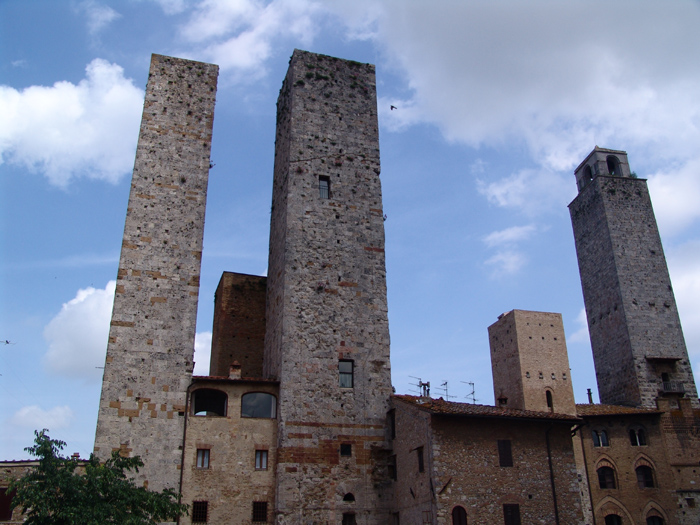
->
4 52 700 525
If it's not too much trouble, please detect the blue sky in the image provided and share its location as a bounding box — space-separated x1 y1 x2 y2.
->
2 0 700 460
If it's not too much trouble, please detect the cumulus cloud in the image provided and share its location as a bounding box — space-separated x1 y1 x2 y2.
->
77 1 121 34
647 157 700 238
178 0 320 78
568 308 590 345
482 224 536 275
484 249 526 276
477 168 573 217
666 240 700 359
194 331 212 375
11 405 74 430
43 281 115 382
0 59 143 187
483 225 536 248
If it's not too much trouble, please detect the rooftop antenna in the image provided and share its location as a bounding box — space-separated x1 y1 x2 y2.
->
409 376 431 398
461 381 477 404
438 380 455 401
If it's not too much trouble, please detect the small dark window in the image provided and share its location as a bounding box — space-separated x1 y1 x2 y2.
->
192 501 208 523
598 466 616 489
417 446 425 473
339 360 354 388
604 516 622 525
255 450 268 470
630 428 647 446
584 165 593 184
340 444 352 457
388 454 397 480
388 409 396 439
546 390 553 410
342 513 357 525
592 429 609 447
0 488 15 521
607 156 621 176
687 498 696 508
393 512 400 525
503 504 521 525
241 392 277 418
319 176 331 199
498 440 513 467
252 501 268 523
193 389 227 416
343 493 355 502
646 517 664 525
452 505 467 525
196 448 210 468
636 465 655 488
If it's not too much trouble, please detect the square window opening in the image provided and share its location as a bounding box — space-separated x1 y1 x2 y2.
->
340 443 352 457
255 450 268 470
339 360 354 388
196 448 210 469
252 501 268 523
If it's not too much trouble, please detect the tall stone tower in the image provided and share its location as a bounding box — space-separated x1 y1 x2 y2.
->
488 310 576 415
265 50 393 523
94 54 218 490
569 147 698 408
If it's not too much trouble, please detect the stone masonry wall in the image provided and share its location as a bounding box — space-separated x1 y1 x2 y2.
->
94 54 218 492
489 310 577 415
570 175 698 408
265 50 393 523
209 272 267 378
180 380 278 525
430 414 583 524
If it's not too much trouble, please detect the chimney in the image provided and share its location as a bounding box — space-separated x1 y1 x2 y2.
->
229 361 242 380
587 388 594 404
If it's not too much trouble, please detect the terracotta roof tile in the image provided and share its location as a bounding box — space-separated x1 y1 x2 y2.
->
576 404 662 417
393 395 580 422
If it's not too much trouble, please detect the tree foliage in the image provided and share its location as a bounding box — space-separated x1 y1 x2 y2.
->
9 430 188 524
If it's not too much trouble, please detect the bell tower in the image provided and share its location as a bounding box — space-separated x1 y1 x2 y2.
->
569 147 698 408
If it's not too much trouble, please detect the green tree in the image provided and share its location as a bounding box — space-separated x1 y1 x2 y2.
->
9 429 188 524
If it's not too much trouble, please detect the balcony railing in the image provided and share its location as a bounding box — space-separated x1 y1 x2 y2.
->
662 381 685 394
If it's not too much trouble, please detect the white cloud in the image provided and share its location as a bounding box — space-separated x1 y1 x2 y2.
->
0 59 143 187
11 405 74 430
178 0 320 78
483 225 536 248
77 1 121 34
647 157 700 238
666 240 700 360
484 249 526 276
568 308 590 345
194 331 212 375
43 281 115 382
152 0 189 15
477 168 573 217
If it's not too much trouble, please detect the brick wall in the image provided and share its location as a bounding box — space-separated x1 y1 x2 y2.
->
209 272 267 377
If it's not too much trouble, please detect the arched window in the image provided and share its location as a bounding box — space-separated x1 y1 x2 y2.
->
452 506 467 525
546 390 553 411
592 429 609 447
607 156 621 176
646 516 664 525
598 466 616 489
343 493 355 502
629 428 647 446
192 388 227 416
636 465 655 488
604 515 622 525
241 392 277 418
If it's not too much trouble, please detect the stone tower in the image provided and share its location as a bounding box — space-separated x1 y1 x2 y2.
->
569 147 698 408
94 54 218 490
488 310 576 415
265 50 393 523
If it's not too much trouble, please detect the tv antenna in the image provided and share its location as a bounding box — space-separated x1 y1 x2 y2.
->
461 381 477 404
409 376 431 398
437 380 455 401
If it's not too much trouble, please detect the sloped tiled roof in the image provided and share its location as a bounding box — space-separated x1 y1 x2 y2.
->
576 403 662 417
393 395 580 422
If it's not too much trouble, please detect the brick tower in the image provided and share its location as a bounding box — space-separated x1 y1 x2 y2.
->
569 147 698 408
265 50 394 523
94 54 218 490
488 310 577 415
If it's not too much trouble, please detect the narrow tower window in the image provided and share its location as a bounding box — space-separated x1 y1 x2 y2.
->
546 390 553 411
339 360 354 388
319 176 331 198
255 450 268 470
